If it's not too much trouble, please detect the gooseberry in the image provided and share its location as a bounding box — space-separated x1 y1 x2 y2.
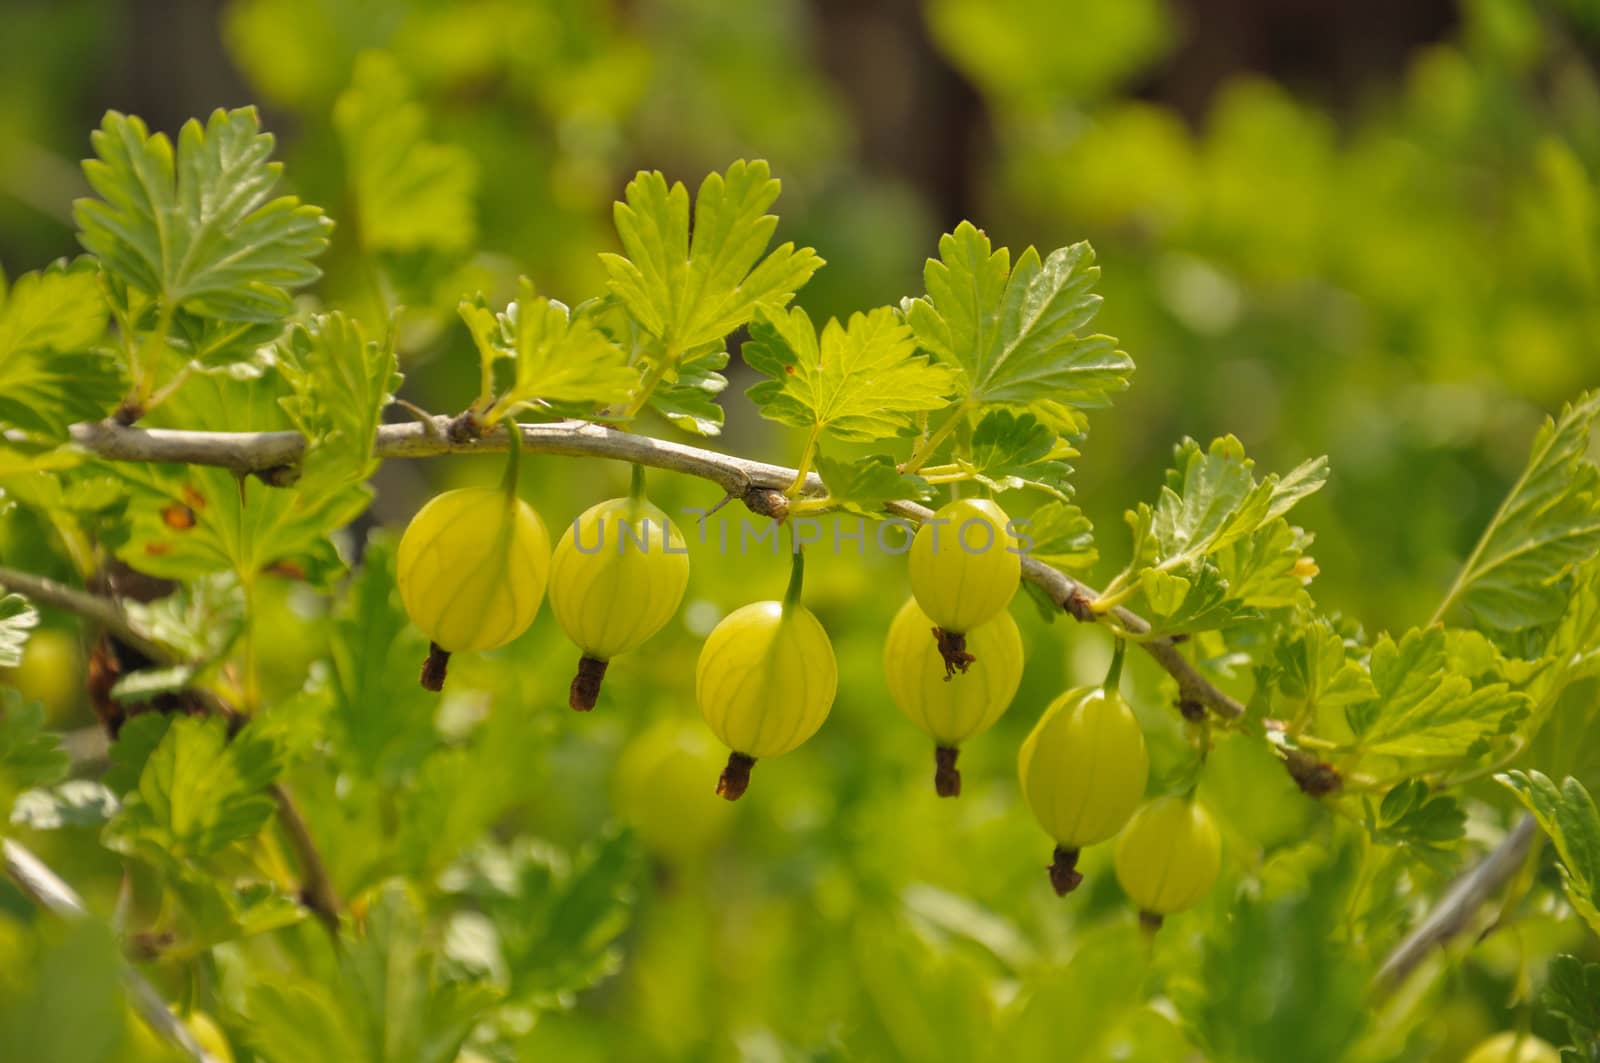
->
1018 643 1148 894
549 469 690 710
396 449 550 691
696 550 836 800
1462 1033 1561 1063
614 717 733 860
1113 795 1222 927
908 498 1020 676
883 596 1022 796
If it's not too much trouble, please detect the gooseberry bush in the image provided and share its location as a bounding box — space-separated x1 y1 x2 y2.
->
1 105 1599 1063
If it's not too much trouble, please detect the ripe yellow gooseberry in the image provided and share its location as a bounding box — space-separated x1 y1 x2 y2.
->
0 628 84 723
614 718 733 860
550 467 690 711
1463 1033 1561 1063
1018 642 1148 894
397 436 550 690
908 497 1020 676
1114 795 1222 928
696 549 837 800
883 596 1022 796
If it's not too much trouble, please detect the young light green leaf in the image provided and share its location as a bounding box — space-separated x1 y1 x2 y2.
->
75 108 332 322
904 222 1133 414
0 593 39 668
0 262 121 437
277 312 402 486
465 280 640 421
645 341 729 435
961 409 1075 498
106 715 283 861
1498 771 1600 935
1275 619 1378 712
600 160 822 354
1442 391 1600 634
334 51 476 253
814 453 932 515
744 305 955 442
1345 627 1528 760
1018 500 1098 571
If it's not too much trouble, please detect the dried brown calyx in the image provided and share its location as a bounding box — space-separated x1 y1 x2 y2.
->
420 642 450 692
1048 845 1083 896
569 655 609 711
933 627 975 679
934 745 961 798
717 752 757 801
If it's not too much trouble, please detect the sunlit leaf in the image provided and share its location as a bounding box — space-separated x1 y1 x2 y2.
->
1498 770 1600 935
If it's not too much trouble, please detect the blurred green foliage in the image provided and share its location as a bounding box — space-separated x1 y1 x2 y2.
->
1 0 1599 1061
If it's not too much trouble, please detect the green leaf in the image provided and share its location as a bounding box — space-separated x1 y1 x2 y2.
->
0 593 39 668
75 108 332 321
323 533 438 783
600 160 822 354
814 453 931 515
961 408 1075 498
904 221 1133 415
335 883 500 1063
249 888 480 1061
1017 500 1098 571
277 312 402 487
1275 619 1378 711
1447 391 1600 634
1544 954 1600 1052
106 715 283 861
1370 780 1465 871
441 830 642 1003
0 693 70 818
334 50 476 254
466 279 640 421
1176 839 1369 1063
0 262 121 437
646 341 729 436
1498 770 1600 935
1346 627 1528 761
744 305 956 442
102 712 173 795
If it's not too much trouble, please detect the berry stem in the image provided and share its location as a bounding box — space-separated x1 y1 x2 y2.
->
420 643 450 691
933 746 961 797
569 655 608 711
783 534 805 611
629 462 646 502
1103 637 1127 692
717 752 756 800
500 421 523 503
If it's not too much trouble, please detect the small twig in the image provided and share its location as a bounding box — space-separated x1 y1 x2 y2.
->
1373 815 1538 990
269 784 341 935
3 839 219 1063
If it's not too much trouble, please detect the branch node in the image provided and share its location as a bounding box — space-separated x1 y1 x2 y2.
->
1064 585 1096 623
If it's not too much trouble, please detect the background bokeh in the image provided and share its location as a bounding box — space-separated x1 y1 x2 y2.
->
2 1 1598 1060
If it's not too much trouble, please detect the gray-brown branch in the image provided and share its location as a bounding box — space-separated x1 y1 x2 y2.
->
58 417 1246 720
1373 814 1538 990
